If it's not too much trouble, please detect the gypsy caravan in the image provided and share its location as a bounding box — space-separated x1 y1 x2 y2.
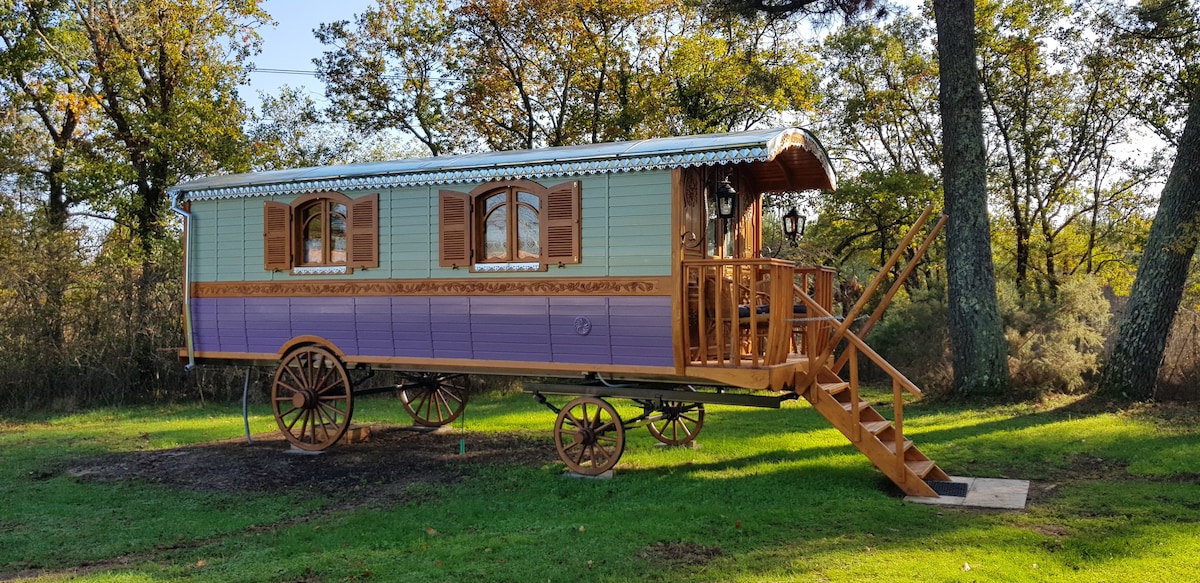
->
170 128 951 497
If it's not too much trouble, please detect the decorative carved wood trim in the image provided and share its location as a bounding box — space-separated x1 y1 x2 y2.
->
193 276 673 298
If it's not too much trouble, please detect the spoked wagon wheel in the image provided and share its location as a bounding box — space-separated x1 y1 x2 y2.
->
399 373 468 427
271 345 354 451
553 396 625 475
647 401 705 446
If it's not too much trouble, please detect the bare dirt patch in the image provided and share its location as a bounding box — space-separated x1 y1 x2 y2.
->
65 424 557 503
637 541 725 568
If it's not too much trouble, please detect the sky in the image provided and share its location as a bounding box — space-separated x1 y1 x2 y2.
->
241 0 377 109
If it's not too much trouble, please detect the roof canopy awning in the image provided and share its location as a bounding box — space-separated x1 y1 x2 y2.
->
172 127 837 201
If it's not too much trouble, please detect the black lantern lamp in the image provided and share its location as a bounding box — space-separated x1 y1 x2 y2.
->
715 177 737 219
782 207 806 244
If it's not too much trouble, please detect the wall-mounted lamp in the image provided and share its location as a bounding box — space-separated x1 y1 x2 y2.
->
782 206 806 244
715 177 737 219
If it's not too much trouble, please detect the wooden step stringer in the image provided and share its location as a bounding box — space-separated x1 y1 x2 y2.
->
797 366 951 498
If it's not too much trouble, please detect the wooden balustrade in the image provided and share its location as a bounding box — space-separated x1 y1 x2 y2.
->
683 259 838 368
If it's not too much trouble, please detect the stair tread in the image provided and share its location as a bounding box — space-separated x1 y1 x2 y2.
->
839 400 871 413
819 381 849 393
861 420 892 434
906 460 938 478
880 439 914 454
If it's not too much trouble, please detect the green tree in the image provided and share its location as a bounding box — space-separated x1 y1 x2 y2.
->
314 0 459 156
60 0 265 253
249 86 361 171
1100 0 1200 400
817 14 941 175
933 0 1010 395
977 0 1152 301
659 6 819 135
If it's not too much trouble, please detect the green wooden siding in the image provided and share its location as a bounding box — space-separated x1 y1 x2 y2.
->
188 170 673 283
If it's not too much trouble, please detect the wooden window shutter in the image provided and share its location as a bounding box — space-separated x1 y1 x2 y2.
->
263 201 291 271
543 180 582 265
347 193 379 269
438 190 471 267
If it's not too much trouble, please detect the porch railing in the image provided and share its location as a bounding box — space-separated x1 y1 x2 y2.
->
683 259 835 368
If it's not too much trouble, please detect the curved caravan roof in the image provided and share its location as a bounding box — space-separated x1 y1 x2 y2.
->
172 127 837 202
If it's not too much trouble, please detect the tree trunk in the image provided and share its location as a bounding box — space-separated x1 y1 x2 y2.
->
1100 86 1200 400
934 0 1011 395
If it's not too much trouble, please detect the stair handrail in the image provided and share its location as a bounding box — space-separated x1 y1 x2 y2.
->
794 288 922 398
831 214 948 375
795 204 934 391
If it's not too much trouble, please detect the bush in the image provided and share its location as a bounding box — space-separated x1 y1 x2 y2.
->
997 277 1110 394
865 287 954 395
866 277 1112 397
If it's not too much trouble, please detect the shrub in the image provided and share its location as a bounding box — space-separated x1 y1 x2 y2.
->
866 287 954 395
997 277 1110 394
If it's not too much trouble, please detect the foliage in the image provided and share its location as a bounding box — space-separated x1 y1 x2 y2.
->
803 170 942 285
869 276 1113 396
866 287 954 393
315 0 821 154
977 0 1158 301
816 13 941 175
997 276 1111 393
0 207 187 411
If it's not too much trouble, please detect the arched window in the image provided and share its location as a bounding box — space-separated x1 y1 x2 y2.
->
262 192 378 273
481 188 541 262
298 199 348 266
438 179 581 271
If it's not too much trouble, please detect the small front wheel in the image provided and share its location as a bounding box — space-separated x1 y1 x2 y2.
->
553 396 625 475
399 373 468 427
647 401 705 446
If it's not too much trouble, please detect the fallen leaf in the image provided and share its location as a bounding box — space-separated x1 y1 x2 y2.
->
426 527 439 536
195 560 206 568
579 525 585 532
963 563 972 572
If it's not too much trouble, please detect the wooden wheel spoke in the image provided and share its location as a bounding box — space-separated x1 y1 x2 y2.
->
281 366 306 391
311 360 336 394
561 410 583 429
281 406 302 429
438 387 465 406
647 401 703 446
275 378 303 395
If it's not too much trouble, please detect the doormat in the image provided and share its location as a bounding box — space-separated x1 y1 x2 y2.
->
926 480 969 497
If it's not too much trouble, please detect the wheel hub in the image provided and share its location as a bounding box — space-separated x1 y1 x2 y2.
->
292 388 317 410
573 425 598 446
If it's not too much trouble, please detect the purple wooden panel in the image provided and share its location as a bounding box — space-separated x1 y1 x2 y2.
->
188 293 675 368
289 297 358 354
391 297 433 357
354 297 394 354
607 296 672 367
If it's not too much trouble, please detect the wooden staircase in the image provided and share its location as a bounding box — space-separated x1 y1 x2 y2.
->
797 364 950 498
791 205 952 498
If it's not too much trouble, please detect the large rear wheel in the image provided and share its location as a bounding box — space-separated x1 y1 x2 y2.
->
271 345 353 451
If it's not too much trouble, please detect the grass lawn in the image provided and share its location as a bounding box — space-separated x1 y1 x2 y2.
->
2 387 1199 582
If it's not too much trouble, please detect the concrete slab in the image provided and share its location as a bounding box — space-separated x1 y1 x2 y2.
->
906 476 1029 510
